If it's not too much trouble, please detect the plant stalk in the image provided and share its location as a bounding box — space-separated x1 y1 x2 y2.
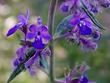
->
47 0 58 83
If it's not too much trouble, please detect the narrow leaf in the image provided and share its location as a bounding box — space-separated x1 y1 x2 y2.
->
80 0 105 30
55 15 73 37
7 48 36 83
39 55 49 70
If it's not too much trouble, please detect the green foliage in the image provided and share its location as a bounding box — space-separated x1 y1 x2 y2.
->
54 15 73 37
80 0 105 30
7 48 36 83
39 54 49 70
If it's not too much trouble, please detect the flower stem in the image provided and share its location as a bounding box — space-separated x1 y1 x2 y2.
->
47 0 58 83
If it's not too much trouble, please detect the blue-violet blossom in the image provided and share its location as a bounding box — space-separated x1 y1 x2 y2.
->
60 0 110 13
65 11 101 51
57 64 96 83
7 10 30 36
7 11 52 76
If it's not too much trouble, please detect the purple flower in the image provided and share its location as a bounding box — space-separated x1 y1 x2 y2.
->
60 1 74 13
16 46 27 58
80 37 97 51
41 47 51 56
60 0 110 14
32 38 45 49
84 0 101 13
12 46 28 69
21 17 51 75
59 0 103 51
6 10 30 36
66 12 100 50
98 0 110 8
26 17 51 49
60 0 80 13
56 64 96 83
92 31 101 40
84 0 110 13
8 13 51 76
25 47 51 76
12 58 20 68
25 52 39 76
80 76 88 83
70 12 93 36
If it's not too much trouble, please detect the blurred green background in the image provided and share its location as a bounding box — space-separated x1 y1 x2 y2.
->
0 0 110 83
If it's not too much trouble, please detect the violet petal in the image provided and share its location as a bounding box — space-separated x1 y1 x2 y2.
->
79 25 92 35
18 15 27 24
26 32 36 39
80 76 88 83
29 24 37 33
6 23 22 36
32 39 45 49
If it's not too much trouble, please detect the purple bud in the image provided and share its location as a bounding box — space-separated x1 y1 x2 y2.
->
60 1 73 13
13 58 19 67
92 31 101 40
6 23 22 36
80 37 97 50
37 16 42 25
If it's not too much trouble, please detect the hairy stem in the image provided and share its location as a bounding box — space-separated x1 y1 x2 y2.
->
47 0 58 83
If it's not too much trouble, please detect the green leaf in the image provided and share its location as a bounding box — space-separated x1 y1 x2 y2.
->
80 0 105 30
39 55 49 70
7 48 36 83
54 15 74 38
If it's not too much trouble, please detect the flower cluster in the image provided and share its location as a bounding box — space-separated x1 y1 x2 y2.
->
7 10 51 76
60 0 110 14
67 11 101 51
6 0 109 82
57 64 95 83
59 0 105 51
